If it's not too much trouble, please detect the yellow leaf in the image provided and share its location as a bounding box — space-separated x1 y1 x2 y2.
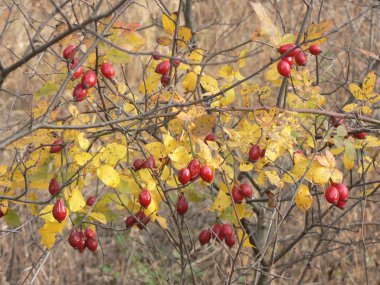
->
362 71 376 94
139 73 161 94
219 65 234 82
238 49 247 69
343 103 358 113
101 143 127 165
201 75 219 93
74 152 92 166
39 205 55 222
97 165 120 188
118 82 127 94
77 132 89 150
343 153 355 170
237 228 254 248
68 104 79 117
69 187 86 212
168 146 192 169
162 13 177 35
211 85 235 107
123 102 138 115
0 200 8 216
38 220 66 249
89 211 107 224
183 72 197 92
156 36 172 46
362 105 372 115
178 26 193 42
330 168 343 183
144 198 158 222
295 184 313 212
349 84 366 100
239 161 254 172
210 183 231 212
189 49 204 63
264 170 281 187
155 215 168 229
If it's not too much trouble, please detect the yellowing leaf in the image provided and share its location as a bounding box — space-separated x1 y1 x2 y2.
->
210 183 231 212
178 26 193 42
362 105 372 115
77 132 89 150
101 143 127 165
155 215 168 229
97 165 120 188
183 72 197 92
189 49 204 63
139 73 161 94
38 220 66 249
343 103 358 113
343 153 355 170
237 228 254 248
69 187 86 212
39 205 55 222
118 82 127 94
239 161 253 172
162 13 177 35
362 71 375 94
74 152 92 166
168 146 192 169
295 184 313 212
201 75 219 93
349 84 366 100
89 211 107 224
35 81 59 98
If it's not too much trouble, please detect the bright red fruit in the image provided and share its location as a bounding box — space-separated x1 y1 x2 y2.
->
86 238 98 252
152 52 161 60
52 198 67 223
277 60 291 77
225 234 236 248
81 70 97 88
248 144 261 162
200 165 214 183
133 159 144 171
68 230 81 249
232 186 244 203
161 74 170 86
204 133 215 144
50 139 63 153
331 116 344 127
100 63 115 79
277 44 296 55
49 178 60 195
77 232 86 252
309 44 321 55
125 216 136 228
331 183 349 202
295 51 307 66
212 223 224 240
155 61 171 74
84 227 96 240
240 184 252 198
139 189 152 208
260 148 266 158
199 229 212 245
176 195 189 215
73 83 88 101
324 186 339 204
221 224 232 237
188 159 201 179
70 58 82 79
282 56 294 68
178 168 191 185
353 132 366 140
63 45 76 59
142 156 156 169
136 211 150 230
335 200 346 210
86 196 96 206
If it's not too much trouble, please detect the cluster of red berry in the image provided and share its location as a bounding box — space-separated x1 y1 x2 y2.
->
125 211 150 230
277 43 321 77
133 155 157 171
62 45 115 102
324 182 349 209
178 159 214 185
199 223 236 248
231 184 253 203
68 227 98 252
152 52 181 87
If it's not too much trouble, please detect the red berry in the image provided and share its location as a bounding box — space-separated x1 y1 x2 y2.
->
84 227 96 240
277 60 291 77
178 168 191 185
277 44 296 55
161 74 170 86
240 184 252 198
331 183 349 202
176 195 189 215
248 144 261 162
232 186 244 203
282 56 294 68
309 44 321 56
212 223 224 240
73 83 88 101
221 224 232 237
200 165 214 183
295 51 307 66
139 189 152 208
86 196 96 206
324 186 339 204
81 70 97 88
133 159 144 171
136 211 150 230
260 148 266 158
77 232 86 252
173 59 181 67
86 238 98 252
335 200 346 210
155 61 171 74
187 159 201 179
70 58 82 79
50 139 63 153
52 198 67 223
199 229 212 245
152 52 161 60
204 133 215 144
142 156 156 169
125 216 136 228
68 229 81 249
331 116 344 128
100 63 115 79
225 234 236 248
353 132 366 140
63 45 76 60
49 178 60 195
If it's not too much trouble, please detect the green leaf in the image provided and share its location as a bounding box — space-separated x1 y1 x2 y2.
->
104 48 130 64
35 81 59 98
3 208 20 227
